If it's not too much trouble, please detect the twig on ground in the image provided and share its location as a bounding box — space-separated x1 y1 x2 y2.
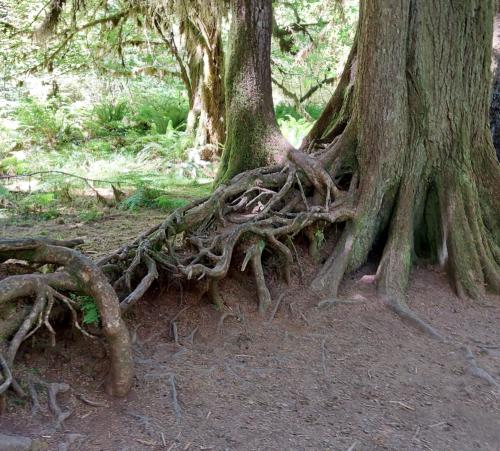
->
185 327 198 345
321 338 328 379
479 346 500 359
388 400 415 411
170 306 191 324
169 374 181 421
75 393 109 408
172 322 179 345
317 298 365 308
269 293 285 322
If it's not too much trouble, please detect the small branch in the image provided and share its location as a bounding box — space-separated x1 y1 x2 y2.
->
269 293 285 322
321 338 328 378
317 298 365 308
169 374 181 421
300 76 336 103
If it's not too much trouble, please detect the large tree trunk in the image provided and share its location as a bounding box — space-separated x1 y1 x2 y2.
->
215 0 292 184
491 12 500 160
311 0 500 305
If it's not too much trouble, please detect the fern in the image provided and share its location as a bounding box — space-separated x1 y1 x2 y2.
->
71 294 100 326
154 195 189 211
119 186 162 210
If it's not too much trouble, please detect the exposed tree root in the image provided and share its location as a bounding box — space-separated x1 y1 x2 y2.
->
47 382 72 430
169 373 182 421
0 239 133 398
26 375 71 430
0 353 12 396
95 156 354 317
462 346 499 389
385 296 445 341
1 106 498 405
217 307 243 335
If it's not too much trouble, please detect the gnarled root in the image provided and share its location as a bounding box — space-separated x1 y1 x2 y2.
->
103 157 355 315
0 238 133 398
385 296 445 341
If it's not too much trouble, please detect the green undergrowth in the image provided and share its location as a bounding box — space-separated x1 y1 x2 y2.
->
1 87 320 224
0 180 210 225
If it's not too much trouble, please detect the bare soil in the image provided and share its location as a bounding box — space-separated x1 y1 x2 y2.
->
1 210 499 451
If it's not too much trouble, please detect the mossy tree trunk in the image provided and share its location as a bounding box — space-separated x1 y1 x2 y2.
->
179 13 226 150
216 0 292 185
491 12 500 160
197 30 226 148
311 0 500 304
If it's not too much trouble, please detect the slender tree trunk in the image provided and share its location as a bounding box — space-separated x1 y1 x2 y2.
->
186 48 203 136
197 31 225 148
311 0 500 304
216 0 292 185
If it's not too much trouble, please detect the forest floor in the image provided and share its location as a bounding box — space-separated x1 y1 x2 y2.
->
1 209 499 451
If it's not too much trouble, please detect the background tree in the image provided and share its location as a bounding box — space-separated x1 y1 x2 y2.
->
149 0 227 149
216 0 292 184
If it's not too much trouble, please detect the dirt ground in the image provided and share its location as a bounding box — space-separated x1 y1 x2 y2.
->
1 210 499 451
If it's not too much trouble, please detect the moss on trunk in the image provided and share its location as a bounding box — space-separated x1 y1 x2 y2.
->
215 0 291 185
312 0 500 303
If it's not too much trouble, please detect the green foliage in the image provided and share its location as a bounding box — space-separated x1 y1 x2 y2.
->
0 156 29 174
15 99 82 145
119 186 162 210
278 115 314 148
154 195 189 211
78 208 103 222
305 104 323 120
314 227 326 249
94 100 129 124
16 192 60 219
120 186 199 211
132 95 188 134
121 129 192 160
275 103 303 121
72 294 100 326
89 100 130 136
0 185 13 205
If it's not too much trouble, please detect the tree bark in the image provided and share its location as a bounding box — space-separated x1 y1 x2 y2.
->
197 30 226 148
312 0 500 304
215 0 292 185
491 12 500 160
